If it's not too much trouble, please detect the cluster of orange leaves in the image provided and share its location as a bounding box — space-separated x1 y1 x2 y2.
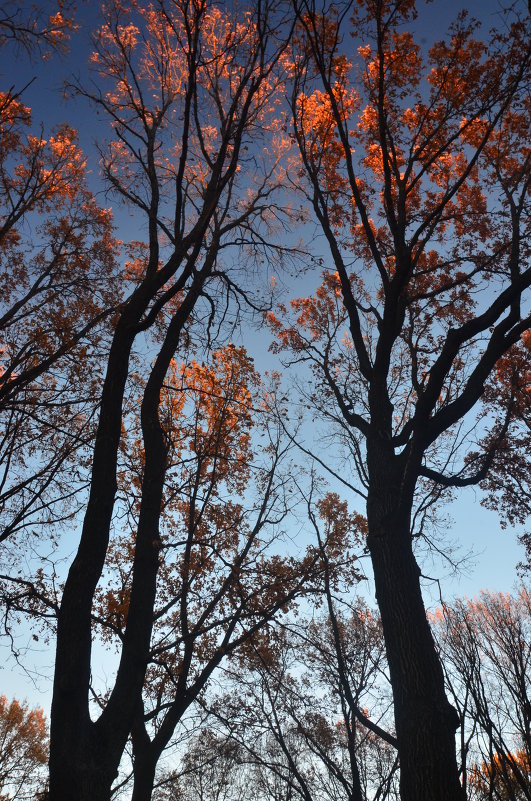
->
290 2 528 291
89 0 286 204
0 696 47 795
100 344 261 637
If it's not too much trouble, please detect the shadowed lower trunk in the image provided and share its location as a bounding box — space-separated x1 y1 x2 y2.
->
366 447 464 801
131 711 157 801
131 758 157 801
48 721 123 801
49 318 137 801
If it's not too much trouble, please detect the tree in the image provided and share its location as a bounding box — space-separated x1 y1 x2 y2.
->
186 498 397 801
434 588 531 801
0 115 120 549
0 0 119 585
268 1 531 799
0 35 120 688
469 751 531 801
152 731 249 801
205 604 398 801
0 695 48 801
473 333 531 570
46 2 297 799
0 1 74 58
152 588 531 801
92 345 319 801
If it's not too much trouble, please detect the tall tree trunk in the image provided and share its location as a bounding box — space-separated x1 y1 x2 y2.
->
366 447 464 801
50 277 203 800
49 319 137 801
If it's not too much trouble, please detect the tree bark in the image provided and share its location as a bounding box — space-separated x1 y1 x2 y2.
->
49 318 137 801
49 273 205 801
47 722 122 801
366 445 464 801
131 755 157 801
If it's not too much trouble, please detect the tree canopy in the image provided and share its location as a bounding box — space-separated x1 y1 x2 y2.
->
0 1 529 800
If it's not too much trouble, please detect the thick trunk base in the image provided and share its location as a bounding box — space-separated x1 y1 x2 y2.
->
49 726 119 801
49 770 115 801
367 494 464 801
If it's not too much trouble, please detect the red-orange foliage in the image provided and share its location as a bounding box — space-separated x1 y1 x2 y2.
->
272 2 531 800
469 750 531 801
0 79 120 548
90 343 329 799
0 1 75 60
0 1 120 603
0 695 48 801
46 2 298 800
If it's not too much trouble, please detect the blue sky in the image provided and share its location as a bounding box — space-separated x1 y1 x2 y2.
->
0 0 528 715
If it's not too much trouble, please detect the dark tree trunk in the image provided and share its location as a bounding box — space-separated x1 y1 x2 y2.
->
366 445 464 801
49 273 205 801
131 756 157 801
48 722 122 801
130 707 158 801
130 695 191 801
49 319 137 801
